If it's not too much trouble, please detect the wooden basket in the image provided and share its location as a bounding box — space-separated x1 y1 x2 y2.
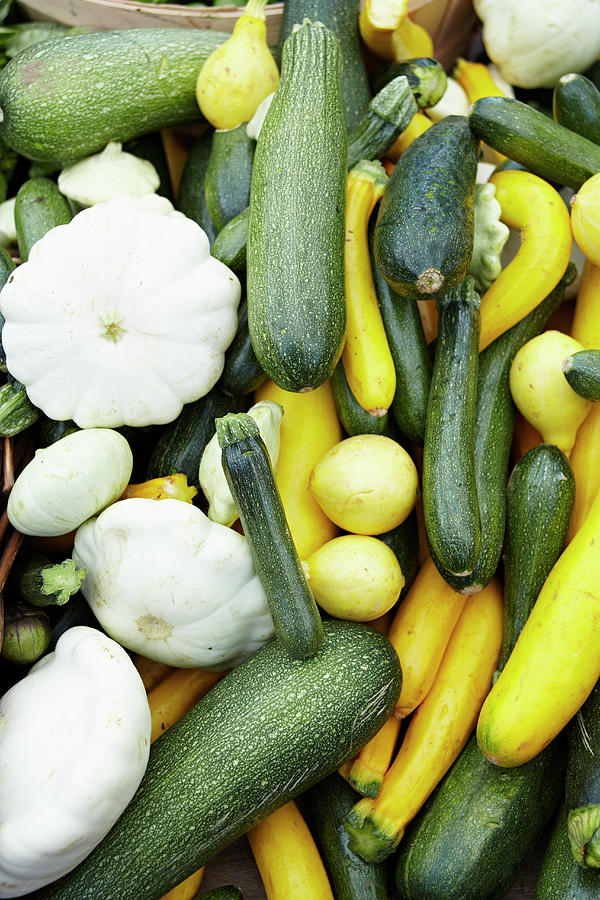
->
16 0 477 68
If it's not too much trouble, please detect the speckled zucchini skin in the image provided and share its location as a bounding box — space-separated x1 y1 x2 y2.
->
14 177 71 262
374 116 478 299
32 621 401 900
0 29 228 164
535 804 600 899
204 124 255 232
247 20 347 393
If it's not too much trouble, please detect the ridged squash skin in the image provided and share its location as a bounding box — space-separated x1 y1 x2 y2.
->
30 621 402 900
247 20 347 393
374 116 478 299
0 29 228 164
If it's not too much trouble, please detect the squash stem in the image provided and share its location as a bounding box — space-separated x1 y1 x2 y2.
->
39 559 87 606
568 805 600 867
216 411 260 448
243 0 268 21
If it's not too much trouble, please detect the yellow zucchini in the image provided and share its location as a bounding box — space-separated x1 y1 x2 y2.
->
121 474 197 504
348 714 402 798
453 58 507 104
160 869 205 900
386 111 432 161
134 654 173 693
478 171 573 351
247 801 334 900
254 379 342 560
344 578 504 861
359 0 408 60
477 485 600 767
416 297 438 344
147 667 223 744
571 172 600 267
342 160 396 417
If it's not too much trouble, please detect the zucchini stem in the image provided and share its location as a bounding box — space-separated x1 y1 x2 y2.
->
568 805 600 867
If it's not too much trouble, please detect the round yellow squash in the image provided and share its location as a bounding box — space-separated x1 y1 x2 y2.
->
308 434 419 535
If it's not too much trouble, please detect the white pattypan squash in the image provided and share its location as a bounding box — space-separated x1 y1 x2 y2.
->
474 0 600 89
0 625 150 897
246 92 275 141
73 497 274 670
0 195 241 428
0 197 15 248
199 398 284 526
426 77 469 121
58 142 160 207
469 182 510 293
7 428 133 537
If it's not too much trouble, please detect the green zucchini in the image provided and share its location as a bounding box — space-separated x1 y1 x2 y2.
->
0 378 39 436
0 29 228 164
247 20 346 393
469 96 600 190
177 130 217 247
378 508 419 600
33 620 402 900
8 550 87 608
566 680 600 867
370 57 447 109
146 387 244 489
583 59 600 91
277 0 371 132
553 74 600 146
34 415 79 448
14 176 71 262
193 889 242 900
216 412 323 659
535 804 600 899
368 218 431 445
331 360 392 437
212 207 249 274
445 266 574 594
48 593 104 652
309 773 391 900
0 245 15 372
219 300 265 397
422 276 481 580
347 75 417 171
562 349 600 401
124 132 174 202
204 123 255 231
374 116 478 298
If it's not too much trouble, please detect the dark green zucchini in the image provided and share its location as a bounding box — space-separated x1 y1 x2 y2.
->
48 593 105 652
347 75 417 171
562 349 600 401
566 680 600 867
33 620 401 900
204 123 255 231
553 74 600 146
8 550 87 607
277 0 371 132
177 130 217 247
0 245 15 372
331 360 392 437
378 509 419 600
35 415 79 448
193 889 242 900
535 804 600 899
124 132 174 201
445 266 575 594
422 276 481 580
247 20 346 393
469 96 600 190
219 301 265 397
216 412 323 659
583 59 600 91
14 176 71 262
374 116 478 298
370 57 447 109
368 217 431 445
146 387 244 489
212 207 248 274
0 378 39 436
309 773 391 900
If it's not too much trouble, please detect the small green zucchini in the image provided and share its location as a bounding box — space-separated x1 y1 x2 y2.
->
553 74 600 146
217 412 323 659
371 57 447 109
374 116 479 298
204 123 255 232
0 378 39 436
14 177 71 262
212 207 249 274
422 276 481 580
9 550 87 608
469 96 600 190
379 508 419 600
566 679 600 867
347 76 417 171
219 300 266 398
563 349 600 401
177 130 217 247
330 361 392 438
33 620 402 900
535 804 600 899
247 19 347 393
368 219 431 445
35 415 79 448
309 773 391 900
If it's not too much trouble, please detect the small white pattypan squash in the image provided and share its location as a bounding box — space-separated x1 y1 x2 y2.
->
426 77 469 121
0 194 241 428
7 428 133 537
73 497 274 670
246 92 275 141
199 399 284 526
57 141 161 207
469 182 510 292
474 0 600 89
0 625 150 897
0 197 16 248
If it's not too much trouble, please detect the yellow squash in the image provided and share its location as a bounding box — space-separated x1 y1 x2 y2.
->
121 474 197 504
571 172 600 267
478 171 573 351
348 714 402 798
248 801 334 900
342 160 396 417
160 869 205 900
477 484 600 767
147 667 223 744
254 379 342 560
359 0 433 61
385 111 432 162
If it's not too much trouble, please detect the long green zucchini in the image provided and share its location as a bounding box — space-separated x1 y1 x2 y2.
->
535 804 600 899
32 620 402 899
247 19 346 393
331 361 392 437
219 300 265 397
0 29 228 164
204 123 255 232
177 130 217 247
346 75 416 171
